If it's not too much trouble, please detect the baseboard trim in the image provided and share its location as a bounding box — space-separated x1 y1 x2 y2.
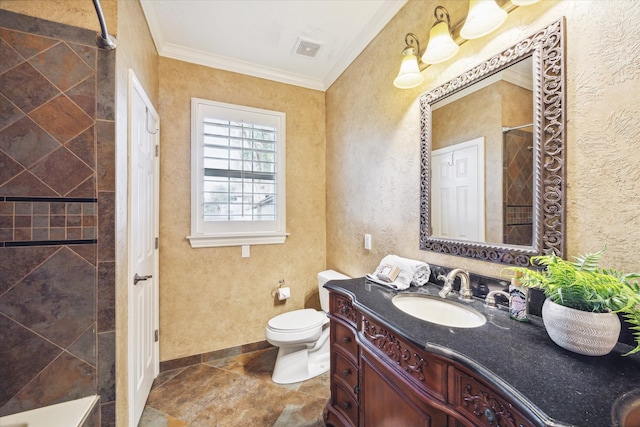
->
159 340 273 372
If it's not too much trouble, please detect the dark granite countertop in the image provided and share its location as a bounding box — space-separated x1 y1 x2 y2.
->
325 277 640 427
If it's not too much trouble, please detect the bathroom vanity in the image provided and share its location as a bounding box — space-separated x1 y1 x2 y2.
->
323 278 640 427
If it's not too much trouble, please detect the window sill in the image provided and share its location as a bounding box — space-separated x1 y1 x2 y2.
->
187 232 288 248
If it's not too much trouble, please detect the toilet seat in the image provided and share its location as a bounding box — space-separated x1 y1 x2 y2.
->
267 309 325 333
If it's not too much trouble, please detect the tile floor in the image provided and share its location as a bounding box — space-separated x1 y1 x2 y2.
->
140 347 329 426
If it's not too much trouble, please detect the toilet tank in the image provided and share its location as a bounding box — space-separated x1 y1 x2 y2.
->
318 270 350 312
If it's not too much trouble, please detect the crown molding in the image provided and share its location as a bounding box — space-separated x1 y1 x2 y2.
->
141 0 407 91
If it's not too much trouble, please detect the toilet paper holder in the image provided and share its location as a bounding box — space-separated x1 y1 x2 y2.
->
272 279 290 301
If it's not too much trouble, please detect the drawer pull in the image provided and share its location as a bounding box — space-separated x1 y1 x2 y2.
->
342 401 351 410
342 336 351 344
342 368 351 376
484 408 497 425
341 306 348 314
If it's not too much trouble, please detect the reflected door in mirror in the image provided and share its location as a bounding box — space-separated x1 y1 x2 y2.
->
431 137 485 241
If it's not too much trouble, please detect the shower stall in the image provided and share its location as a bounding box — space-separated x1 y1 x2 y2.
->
502 124 534 246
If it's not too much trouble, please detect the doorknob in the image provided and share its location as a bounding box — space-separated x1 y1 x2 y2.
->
134 273 152 285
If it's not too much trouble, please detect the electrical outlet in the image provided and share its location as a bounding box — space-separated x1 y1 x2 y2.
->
242 245 250 258
364 234 372 250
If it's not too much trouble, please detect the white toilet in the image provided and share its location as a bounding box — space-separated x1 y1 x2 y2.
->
265 269 349 384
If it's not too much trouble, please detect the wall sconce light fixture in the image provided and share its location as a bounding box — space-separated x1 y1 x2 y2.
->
460 0 508 40
421 6 459 65
393 33 424 89
394 0 541 89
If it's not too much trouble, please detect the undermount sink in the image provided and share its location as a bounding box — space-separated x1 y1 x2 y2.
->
392 294 486 328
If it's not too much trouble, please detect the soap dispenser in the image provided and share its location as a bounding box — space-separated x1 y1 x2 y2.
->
509 275 529 322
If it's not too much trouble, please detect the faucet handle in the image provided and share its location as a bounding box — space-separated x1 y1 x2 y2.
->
438 285 452 299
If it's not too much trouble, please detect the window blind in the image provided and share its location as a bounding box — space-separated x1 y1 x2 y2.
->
202 118 277 222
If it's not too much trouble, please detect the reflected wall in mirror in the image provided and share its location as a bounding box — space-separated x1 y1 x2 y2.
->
419 18 565 266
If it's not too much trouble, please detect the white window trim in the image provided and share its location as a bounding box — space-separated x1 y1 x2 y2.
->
187 98 287 248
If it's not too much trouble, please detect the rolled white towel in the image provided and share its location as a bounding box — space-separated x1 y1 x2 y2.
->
366 255 431 290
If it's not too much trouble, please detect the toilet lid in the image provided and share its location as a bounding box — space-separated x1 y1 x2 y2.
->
268 309 326 332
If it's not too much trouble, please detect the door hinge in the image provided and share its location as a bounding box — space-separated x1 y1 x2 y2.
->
154 330 159 342
155 145 159 157
155 237 158 249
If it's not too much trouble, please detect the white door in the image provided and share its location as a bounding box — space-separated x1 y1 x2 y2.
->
128 70 159 426
431 137 485 241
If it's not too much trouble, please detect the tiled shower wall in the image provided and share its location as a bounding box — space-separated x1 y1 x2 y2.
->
0 11 115 426
503 129 534 246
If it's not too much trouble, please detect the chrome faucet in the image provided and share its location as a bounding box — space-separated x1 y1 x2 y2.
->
438 269 473 300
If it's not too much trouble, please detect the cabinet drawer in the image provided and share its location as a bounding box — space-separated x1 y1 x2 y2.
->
450 368 535 427
333 350 358 393
361 315 447 402
333 382 358 427
333 320 358 361
330 294 357 326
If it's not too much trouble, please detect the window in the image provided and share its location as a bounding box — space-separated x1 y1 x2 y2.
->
188 98 286 248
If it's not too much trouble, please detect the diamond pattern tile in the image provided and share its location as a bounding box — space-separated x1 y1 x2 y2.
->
68 244 97 265
0 28 58 60
0 11 112 421
65 126 96 168
0 246 57 295
30 95 93 143
30 42 93 92
0 61 59 113
0 248 95 348
68 325 97 366
0 171 57 197
0 351 96 416
504 132 533 206
66 176 96 199
0 315 61 411
30 146 94 196
0 116 61 168
66 77 95 117
0 37 24 75
68 42 96 70
0 93 25 130
0 151 24 187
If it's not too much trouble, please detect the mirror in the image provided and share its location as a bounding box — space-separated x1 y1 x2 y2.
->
419 19 565 266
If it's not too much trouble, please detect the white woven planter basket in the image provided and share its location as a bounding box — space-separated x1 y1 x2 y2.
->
542 298 621 356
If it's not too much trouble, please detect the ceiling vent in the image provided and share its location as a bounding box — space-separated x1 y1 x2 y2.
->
293 37 322 58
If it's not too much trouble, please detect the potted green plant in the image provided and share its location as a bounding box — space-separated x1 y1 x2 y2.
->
506 248 640 356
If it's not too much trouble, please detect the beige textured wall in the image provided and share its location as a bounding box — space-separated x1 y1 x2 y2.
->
158 57 326 361
114 0 159 425
0 0 117 32
327 0 640 279
501 82 533 130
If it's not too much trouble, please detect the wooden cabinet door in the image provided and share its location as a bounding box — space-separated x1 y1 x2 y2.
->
360 352 449 427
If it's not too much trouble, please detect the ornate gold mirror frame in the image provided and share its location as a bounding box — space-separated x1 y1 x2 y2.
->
419 18 565 266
